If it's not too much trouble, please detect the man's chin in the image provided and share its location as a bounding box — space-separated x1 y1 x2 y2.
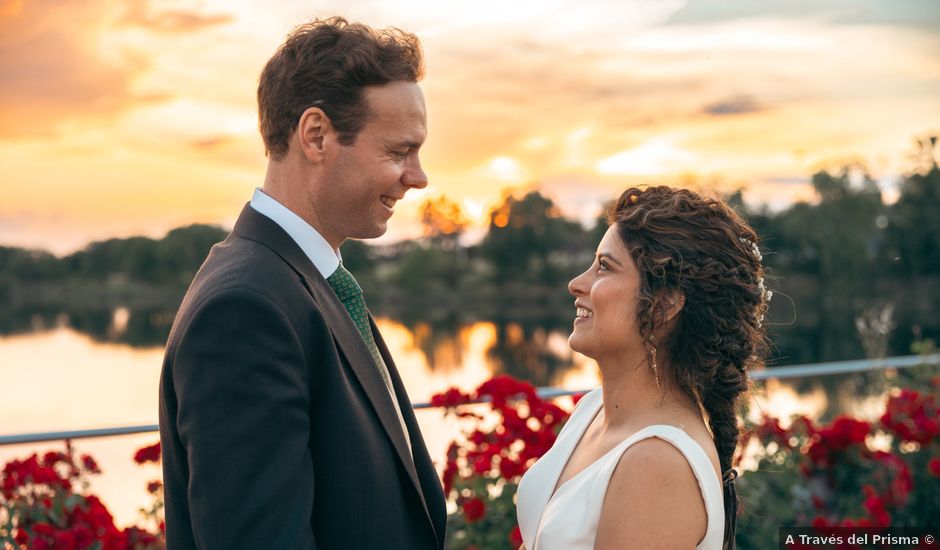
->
351 223 388 241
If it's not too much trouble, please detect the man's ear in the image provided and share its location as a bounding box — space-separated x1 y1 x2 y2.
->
296 107 331 162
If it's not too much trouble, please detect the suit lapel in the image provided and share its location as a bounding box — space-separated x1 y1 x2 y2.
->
232 205 434 536
370 316 443 546
307 279 419 471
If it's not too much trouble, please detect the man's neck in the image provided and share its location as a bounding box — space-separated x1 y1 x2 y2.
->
262 161 342 250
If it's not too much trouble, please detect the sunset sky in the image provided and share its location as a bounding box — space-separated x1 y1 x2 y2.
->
1 0 938 254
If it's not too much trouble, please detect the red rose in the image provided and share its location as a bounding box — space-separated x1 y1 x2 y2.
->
430 387 472 408
123 526 160 547
29 522 56 550
462 497 486 522
806 441 827 466
756 415 790 446
42 451 64 467
32 522 55 537
133 442 162 464
54 528 78 550
509 525 523 547
928 457 940 478
499 457 523 480
147 480 163 494
869 450 912 505
472 455 491 475
81 454 101 474
477 375 536 407
70 525 95 549
33 465 67 487
881 390 940 444
540 403 566 427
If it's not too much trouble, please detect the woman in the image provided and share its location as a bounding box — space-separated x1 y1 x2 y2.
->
516 186 771 549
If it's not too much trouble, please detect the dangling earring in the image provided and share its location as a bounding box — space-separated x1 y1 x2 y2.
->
649 340 662 389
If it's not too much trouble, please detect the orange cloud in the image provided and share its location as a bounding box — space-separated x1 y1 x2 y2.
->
0 0 152 138
119 0 234 34
0 0 24 17
190 135 238 151
0 0 235 139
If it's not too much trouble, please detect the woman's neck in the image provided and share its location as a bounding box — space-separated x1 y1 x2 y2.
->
595 353 697 429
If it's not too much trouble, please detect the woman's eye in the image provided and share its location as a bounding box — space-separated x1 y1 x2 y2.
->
598 260 609 272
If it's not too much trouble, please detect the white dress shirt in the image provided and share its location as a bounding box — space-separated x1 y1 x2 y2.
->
250 188 340 278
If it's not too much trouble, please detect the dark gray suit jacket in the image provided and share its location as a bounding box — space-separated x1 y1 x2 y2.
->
158 204 446 549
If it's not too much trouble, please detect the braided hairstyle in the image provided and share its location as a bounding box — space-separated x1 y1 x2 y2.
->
609 186 770 549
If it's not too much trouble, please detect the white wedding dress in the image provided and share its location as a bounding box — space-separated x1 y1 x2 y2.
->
516 388 724 550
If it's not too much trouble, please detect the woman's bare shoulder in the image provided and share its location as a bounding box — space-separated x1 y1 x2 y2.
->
595 436 708 549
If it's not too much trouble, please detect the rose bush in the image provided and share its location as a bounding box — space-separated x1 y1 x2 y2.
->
0 441 164 550
736 372 940 549
432 375 580 550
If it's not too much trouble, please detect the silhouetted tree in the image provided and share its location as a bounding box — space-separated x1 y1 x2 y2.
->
887 136 940 277
420 196 468 251
480 190 587 285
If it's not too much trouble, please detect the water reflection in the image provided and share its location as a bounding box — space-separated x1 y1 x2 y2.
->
2 305 586 384
0 306 176 347
2 297 920 381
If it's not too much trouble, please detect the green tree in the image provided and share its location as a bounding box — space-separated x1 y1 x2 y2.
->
887 136 940 277
0 247 65 281
769 166 887 362
479 190 587 285
158 224 229 284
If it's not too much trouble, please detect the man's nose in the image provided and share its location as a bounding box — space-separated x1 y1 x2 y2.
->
403 157 428 189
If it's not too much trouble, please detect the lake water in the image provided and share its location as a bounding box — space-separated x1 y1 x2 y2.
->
0 318 885 527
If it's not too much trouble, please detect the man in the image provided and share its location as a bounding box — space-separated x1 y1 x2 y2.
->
158 17 446 549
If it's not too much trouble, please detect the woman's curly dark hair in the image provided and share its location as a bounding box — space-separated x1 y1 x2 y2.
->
610 186 770 550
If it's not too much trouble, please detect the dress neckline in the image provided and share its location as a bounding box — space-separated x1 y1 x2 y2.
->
546 390 696 505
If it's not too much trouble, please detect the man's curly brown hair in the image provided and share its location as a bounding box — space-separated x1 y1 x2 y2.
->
257 17 424 160
610 186 770 549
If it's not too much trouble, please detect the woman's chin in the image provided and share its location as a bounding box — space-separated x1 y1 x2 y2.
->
568 334 590 357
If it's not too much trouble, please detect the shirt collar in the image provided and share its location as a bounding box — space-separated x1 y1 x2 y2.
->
249 188 341 278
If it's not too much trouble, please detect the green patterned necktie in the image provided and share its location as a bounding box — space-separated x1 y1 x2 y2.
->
326 264 390 388
326 263 413 457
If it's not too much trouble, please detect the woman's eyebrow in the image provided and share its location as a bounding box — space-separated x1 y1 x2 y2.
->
597 252 623 267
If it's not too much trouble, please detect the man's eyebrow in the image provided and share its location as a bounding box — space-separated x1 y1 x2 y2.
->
597 252 623 267
386 138 423 149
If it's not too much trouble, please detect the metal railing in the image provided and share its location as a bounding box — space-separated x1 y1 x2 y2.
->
1 354 937 447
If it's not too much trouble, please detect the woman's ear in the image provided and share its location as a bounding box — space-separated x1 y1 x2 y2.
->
663 290 685 323
654 289 685 327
